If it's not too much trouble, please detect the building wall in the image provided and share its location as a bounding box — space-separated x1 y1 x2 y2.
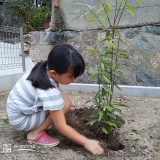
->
50 0 160 31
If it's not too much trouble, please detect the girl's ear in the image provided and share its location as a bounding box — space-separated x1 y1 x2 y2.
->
49 70 57 78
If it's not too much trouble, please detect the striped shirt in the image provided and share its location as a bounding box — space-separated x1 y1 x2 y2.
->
6 71 64 131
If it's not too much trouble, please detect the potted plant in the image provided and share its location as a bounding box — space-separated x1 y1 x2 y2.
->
40 6 51 29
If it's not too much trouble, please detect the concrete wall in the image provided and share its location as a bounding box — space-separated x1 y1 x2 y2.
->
51 0 160 31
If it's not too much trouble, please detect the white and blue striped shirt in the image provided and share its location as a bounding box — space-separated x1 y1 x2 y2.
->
6 71 64 131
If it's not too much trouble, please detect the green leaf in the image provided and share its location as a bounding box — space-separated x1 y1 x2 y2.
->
113 70 123 76
104 121 116 127
90 106 99 118
104 2 111 13
102 84 113 95
89 13 94 19
86 119 97 125
95 90 102 104
88 69 96 77
96 7 103 14
101 62 105 71
135 0 145 7
83 12 88 21
74 3 86 6
120 0 127 8
100 37 110 43
85 63 89 66
102 127 108 134
118 103 129 107
85 100 92 104
113 108 123 115
126 5 134 16
99 15 106 21
3 118 9 124
118 53 129 60
86 4 92 10
74 8 85 13
88 47 97 54
111 119 122 125
102 75 111 84
107 112 116 119
106 30 111 37
90 112 98 118
90 114 98 118
86 19 95 23
109 40 116 48
104 104 112 112
101 24 105 30
115 84 122 91
101 88 106 96
115 37 126 44
98 111 103 121
102 10 106 16
102 57 112 61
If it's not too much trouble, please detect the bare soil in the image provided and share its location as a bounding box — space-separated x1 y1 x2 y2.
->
0 90 159 160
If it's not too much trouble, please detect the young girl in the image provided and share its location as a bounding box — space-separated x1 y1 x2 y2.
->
6 43 104 155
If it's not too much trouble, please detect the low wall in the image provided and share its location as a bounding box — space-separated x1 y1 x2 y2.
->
0 57 34 92
28 25 160 87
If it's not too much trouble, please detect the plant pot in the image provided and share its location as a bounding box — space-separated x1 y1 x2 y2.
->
42 19 51 29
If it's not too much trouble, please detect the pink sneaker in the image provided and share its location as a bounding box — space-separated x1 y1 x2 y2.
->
27 131 59 147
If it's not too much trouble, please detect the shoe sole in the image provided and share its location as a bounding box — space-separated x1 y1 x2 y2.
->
27 140 60 147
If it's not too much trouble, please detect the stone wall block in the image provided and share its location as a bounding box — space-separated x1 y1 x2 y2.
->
29 45 53 62
145 26 160 35
64 31 81 41
82 31 98 46
129 50 144 68
135 36 156 53
29 31 41 45
40 31 64 44
67 39 85 54
136 67 160 86
74 73 92 84
125 28 141 39
150 52 160 69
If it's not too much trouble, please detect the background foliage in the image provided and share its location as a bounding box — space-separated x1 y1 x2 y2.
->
2 0 52 33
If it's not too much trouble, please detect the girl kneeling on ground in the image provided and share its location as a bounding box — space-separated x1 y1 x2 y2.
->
6 43 104 155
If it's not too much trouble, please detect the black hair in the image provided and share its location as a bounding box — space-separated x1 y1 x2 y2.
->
27 43 85 90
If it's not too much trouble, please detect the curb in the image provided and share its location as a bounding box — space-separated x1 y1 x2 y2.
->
60 83 160 98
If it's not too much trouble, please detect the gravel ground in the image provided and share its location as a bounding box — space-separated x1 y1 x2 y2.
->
0 90 159 160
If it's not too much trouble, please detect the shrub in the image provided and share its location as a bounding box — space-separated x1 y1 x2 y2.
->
76 0 144 140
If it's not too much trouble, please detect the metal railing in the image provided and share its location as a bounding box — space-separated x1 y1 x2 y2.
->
0 26 25 71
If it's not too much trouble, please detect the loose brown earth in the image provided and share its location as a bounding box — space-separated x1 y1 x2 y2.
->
0 90 159 160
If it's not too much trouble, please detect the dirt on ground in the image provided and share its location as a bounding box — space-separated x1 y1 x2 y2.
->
0 90 159 160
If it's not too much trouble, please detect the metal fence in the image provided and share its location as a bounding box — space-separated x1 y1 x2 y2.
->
0 26 25 71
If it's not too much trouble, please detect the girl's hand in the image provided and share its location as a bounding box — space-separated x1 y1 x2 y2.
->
83 139 104 155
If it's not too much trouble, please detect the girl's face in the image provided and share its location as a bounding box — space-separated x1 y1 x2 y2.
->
48 70 75 84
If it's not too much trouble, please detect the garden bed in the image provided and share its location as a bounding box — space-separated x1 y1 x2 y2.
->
0 90 159 160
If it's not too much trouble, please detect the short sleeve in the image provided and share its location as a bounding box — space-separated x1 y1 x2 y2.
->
37 88 64 111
